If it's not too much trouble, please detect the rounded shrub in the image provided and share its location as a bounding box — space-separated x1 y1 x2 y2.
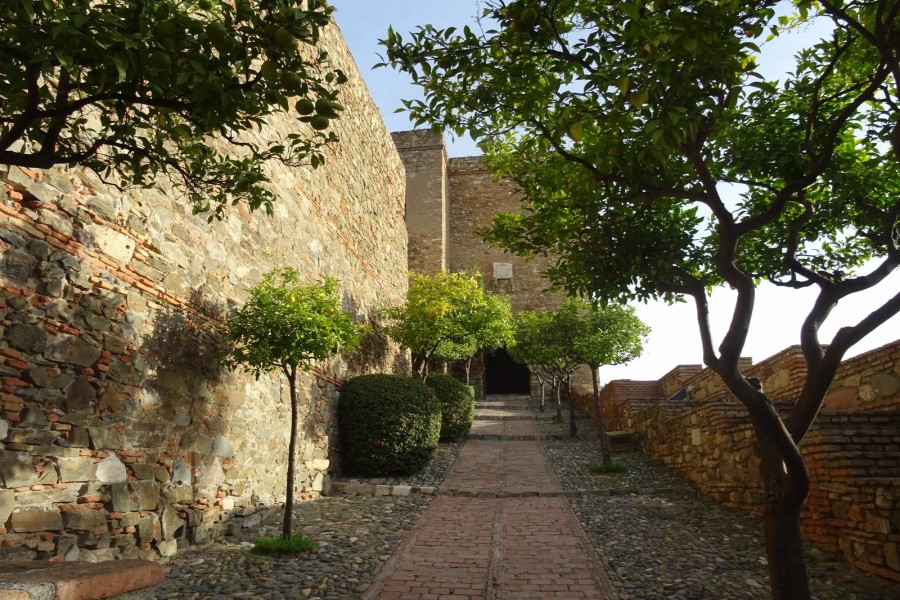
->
425 373 475 442
339 374 441 477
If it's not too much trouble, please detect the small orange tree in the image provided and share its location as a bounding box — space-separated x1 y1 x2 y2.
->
225 268 366 538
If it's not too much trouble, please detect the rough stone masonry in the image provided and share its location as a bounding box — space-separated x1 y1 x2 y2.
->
0 23 409 562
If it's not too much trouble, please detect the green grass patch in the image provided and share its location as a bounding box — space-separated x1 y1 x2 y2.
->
252 534 318 555
589 462 627 475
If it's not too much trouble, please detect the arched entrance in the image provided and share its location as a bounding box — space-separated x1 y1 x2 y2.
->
484 348 531 395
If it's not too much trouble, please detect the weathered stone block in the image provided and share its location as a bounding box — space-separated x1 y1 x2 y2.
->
18 407 49 429
172 460 192 485
130 463 155 480
0 451 39 487
161 504 186 540
154 466 170 484
157 539 178 557
30 445 81 458
89 426 124 450
1 247 36 282
308 458 330 471
391 485 412 497
186 508 204 527
120 512 141 528
0 417 9 441
139 514 162 545
57 456 97 482
212 435 233 458
133 480 160 511
96 454 127 483
9 428 58 445
162 484 193 505
4 324 49 354
871 373 900 400
66 509 108 531
866 512 891 534
885 542 900 572
65 426 89 449
90 226 135 263
65 379 97 411
191 521 225 545
0 488 15 523
47 334 102 367
17 486 79 505
110 482 132 513
11 507 64 532
98 383 129 413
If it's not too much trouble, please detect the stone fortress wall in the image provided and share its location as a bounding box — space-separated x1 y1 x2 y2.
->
580 341 900 582
0 24 409 561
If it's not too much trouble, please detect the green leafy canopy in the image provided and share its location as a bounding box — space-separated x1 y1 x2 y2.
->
381 0 898 310
225 268 367 377
380 271 514 376
511 297 648 375
0 0 347 218
381 4 900 596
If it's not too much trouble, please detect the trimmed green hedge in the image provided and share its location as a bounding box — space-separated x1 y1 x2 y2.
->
425 373 475 442
338 374 441 476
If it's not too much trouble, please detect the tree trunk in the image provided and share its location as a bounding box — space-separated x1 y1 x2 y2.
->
754 421 812 600
464 357 472 385
538 377 545 412
413 354 427 380
283 369 298 539
566 377 577 438
591 365 612 464
555 381 562 421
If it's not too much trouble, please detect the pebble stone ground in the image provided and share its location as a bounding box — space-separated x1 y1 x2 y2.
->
155 395 899 600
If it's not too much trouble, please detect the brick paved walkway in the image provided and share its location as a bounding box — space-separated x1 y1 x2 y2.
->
363 395 616 599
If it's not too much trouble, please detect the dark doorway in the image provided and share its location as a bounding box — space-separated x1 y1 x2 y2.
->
484 348 531 394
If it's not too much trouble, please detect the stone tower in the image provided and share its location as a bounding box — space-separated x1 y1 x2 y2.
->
392 129 565 397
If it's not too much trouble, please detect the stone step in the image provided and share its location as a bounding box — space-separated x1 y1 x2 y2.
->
466 433 584 441
438 487 694 498
0 559 163 600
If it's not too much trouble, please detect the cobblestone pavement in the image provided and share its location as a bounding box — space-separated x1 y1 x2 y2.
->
155 395 900 599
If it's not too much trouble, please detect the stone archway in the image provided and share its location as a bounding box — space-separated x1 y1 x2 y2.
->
484 347 531 395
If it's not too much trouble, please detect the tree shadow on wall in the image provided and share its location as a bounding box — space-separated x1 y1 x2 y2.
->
345 323 392 375
140 289 228 425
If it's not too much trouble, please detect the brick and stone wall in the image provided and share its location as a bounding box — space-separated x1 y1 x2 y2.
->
594 340 900 581
0 24 408 562
446 157 562 314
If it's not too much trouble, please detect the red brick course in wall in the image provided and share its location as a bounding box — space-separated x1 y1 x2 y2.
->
586 340 900 582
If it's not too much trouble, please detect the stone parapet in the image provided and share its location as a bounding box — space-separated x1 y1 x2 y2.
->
597 340 900 582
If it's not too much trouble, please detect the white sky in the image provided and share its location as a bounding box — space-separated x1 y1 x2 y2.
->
330 0 899 382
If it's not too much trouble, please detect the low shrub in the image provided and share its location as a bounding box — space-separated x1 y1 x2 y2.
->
425 373 475 442
339 374 441 476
